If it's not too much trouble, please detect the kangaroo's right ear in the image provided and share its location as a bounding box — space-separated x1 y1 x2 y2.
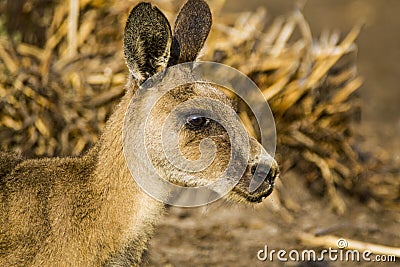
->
124 3 172 84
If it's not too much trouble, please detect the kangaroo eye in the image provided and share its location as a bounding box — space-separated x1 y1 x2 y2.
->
186 115 209 129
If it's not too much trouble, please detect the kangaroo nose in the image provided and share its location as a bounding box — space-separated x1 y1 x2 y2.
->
250 161 279 185
247 149 280 193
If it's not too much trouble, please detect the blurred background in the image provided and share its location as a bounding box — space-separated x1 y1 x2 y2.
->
224 0 400 166
0 0 399 266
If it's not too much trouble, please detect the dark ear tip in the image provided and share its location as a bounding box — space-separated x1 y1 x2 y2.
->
128 2 150 14
132 2 156 9
187 0 210 7
126 2 160 20
178 0 212 24
184 0 212 17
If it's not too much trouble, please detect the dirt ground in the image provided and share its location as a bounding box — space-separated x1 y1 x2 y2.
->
146 1 400 266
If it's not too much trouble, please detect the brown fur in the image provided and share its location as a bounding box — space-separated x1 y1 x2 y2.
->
0 1 279 266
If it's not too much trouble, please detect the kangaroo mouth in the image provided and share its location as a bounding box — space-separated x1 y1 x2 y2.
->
228 164 279 203
231 180 275 203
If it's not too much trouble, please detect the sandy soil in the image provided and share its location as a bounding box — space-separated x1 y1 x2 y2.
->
146 1 400 266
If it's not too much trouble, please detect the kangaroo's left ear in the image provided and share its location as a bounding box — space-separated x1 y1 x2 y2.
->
124 2 172 84
168 0 212 66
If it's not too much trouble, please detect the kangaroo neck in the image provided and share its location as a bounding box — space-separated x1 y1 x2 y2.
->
91 82 164 261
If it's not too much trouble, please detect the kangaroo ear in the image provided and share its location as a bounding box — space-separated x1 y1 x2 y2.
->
124 3 172 84
168 0 212 66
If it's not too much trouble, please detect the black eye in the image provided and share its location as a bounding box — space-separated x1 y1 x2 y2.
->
186 115 209 129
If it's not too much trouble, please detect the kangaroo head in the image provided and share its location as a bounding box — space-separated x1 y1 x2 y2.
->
123 0 279 204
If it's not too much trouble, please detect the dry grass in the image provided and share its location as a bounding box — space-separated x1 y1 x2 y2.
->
0 0 398 211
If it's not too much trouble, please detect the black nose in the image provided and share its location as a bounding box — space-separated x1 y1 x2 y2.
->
251 162 279 184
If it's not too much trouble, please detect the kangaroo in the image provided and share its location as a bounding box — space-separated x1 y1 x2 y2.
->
0 0 279 266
